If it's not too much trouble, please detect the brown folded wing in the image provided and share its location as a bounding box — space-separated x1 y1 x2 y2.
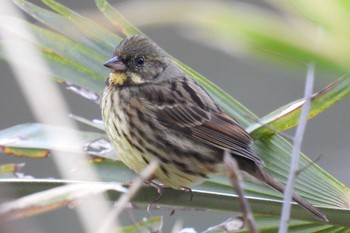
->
155 102 263 165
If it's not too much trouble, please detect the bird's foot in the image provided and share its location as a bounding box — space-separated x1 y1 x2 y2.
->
144 178 166 202
180 186 193 201
144 178 193 202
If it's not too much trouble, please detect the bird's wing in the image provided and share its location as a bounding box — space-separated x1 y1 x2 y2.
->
151 81 263 165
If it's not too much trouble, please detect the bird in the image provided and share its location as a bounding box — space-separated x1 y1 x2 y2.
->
100 34 328 222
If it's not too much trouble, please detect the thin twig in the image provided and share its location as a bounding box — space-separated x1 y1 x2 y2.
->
203 216 245 233
97 159 159 233
0 182 126 222
0 1 111 233
296 154 323 176
278 63 315 233
224 150 258 233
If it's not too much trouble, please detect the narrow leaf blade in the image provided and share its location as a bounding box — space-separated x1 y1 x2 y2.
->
247 75 350 139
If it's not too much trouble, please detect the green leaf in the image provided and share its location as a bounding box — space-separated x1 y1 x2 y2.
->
236 216 334 233
1 16 106 73
0 163 25 178
290 0 350 40
3 0 350 229
1 147 49 158
247 75 350 139
13 0 112 56
1 179 350 226
0 123 115 159
69 114 104 131
42 0 118 50
0 180 126 221
0 41 105 93
116 1 350 73
96 0 142 36
91 159 137 183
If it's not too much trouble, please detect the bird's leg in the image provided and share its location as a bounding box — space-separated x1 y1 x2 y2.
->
150 181 166 202
144 177 167 202
180 187 193 201
146 202 160 216
144 177 193 202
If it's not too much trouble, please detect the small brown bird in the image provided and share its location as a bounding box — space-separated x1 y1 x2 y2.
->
101 35 327 222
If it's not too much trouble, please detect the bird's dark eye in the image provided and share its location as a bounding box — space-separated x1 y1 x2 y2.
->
134 56 145 65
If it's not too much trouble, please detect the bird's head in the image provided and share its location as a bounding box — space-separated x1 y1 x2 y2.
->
104 35 168 87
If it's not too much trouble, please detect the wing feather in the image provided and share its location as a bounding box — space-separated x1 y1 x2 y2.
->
154 95 263 164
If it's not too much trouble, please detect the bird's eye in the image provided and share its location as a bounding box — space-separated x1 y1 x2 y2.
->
134 56 145 65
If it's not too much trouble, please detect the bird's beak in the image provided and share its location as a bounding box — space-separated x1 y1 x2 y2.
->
103 56 126 72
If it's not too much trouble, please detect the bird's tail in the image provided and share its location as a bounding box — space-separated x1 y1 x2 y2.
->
263 172 328 222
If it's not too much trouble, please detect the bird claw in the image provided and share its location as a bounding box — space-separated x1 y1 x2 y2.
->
144 179 193 202
144 179 166 202
146 203 160 216
180 187 193 201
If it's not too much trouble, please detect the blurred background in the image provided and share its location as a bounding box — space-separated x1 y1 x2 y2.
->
1 0 349 232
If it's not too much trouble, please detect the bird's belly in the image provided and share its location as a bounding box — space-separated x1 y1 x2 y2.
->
103 105 148 175
112 137 207 187
108 123 207 188
104 117 208 187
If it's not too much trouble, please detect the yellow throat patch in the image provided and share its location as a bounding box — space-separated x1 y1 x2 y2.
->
109 72 128 86
108 72 143 86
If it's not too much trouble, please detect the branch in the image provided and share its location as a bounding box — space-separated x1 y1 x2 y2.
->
96 159 159 233
224 150 258 233
278 63 315 233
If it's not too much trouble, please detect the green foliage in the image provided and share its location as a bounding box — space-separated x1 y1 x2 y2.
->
1 0 350 232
